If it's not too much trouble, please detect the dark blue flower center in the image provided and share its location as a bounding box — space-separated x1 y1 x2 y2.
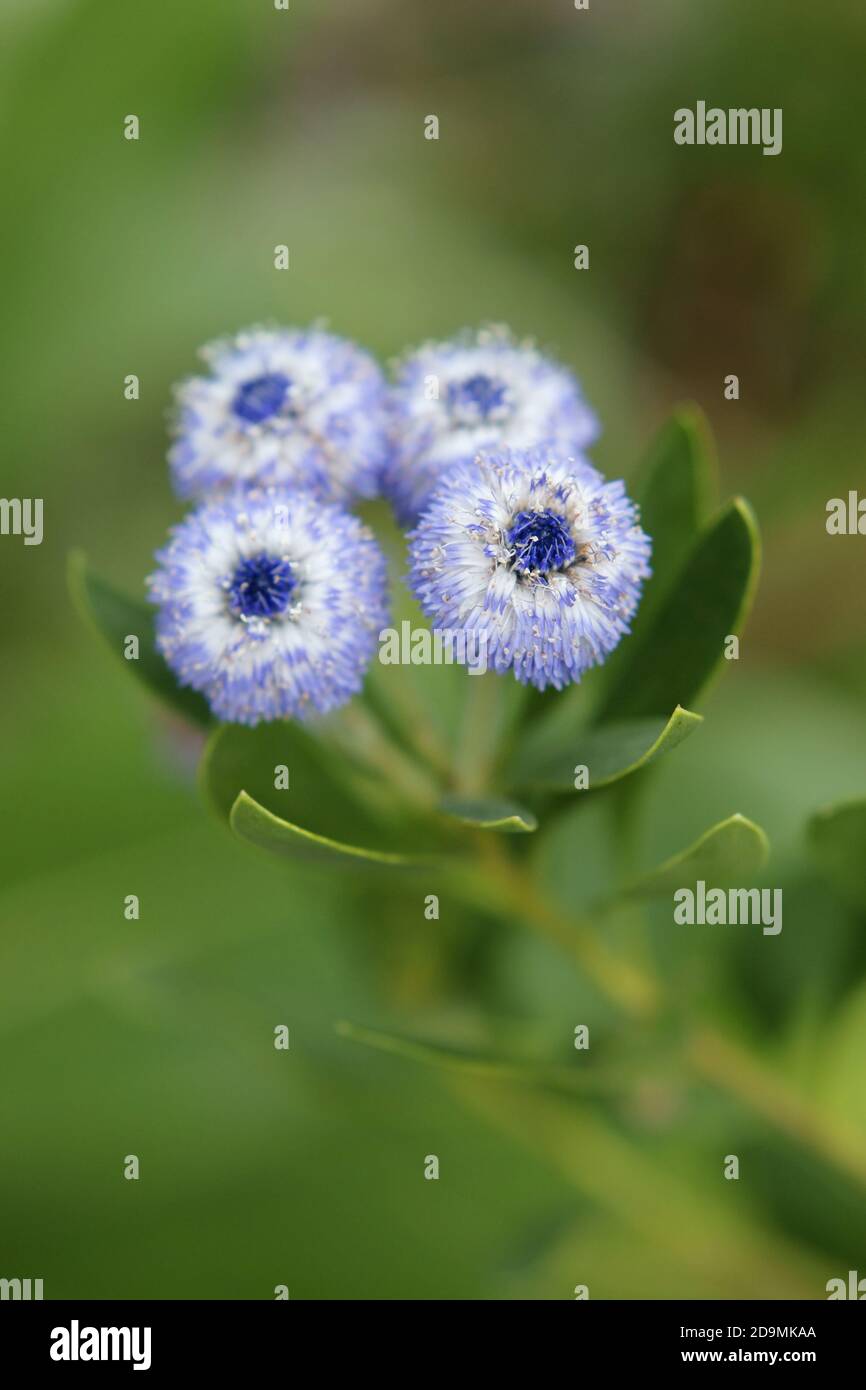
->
229 553 296 619
231 372 291 424
507 509 576 574
447 373 509 422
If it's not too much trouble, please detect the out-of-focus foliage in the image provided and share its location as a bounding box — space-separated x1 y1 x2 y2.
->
2 0 866 1299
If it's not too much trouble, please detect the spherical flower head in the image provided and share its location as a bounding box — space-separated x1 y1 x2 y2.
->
169 326 389 503
383 325 600 523
148 487 390 725
407 449 651 691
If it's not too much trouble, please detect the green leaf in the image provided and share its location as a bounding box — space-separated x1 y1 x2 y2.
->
335 1020 626 1094
201 721 436 867
230 792 427 868
68 549 211 728
439 794 537 834
600 498 761 721
599 408 715 699
627 813 769 897
633 407 717 615
337 1019 535 1075
808 798 866 909
201 720 341 821
511 706 702 794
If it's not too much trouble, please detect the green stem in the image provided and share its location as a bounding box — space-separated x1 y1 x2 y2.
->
452 836 866 1191
450 836 661 1019
367 661 453 783
451 1076 824 1298
334 702 440 810
687 1027 866 1191
453 673 504 796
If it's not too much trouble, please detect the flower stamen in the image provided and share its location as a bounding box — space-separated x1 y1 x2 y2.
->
446 373 510 425
507 508 576 574
231 372 291 424
228 552 296 619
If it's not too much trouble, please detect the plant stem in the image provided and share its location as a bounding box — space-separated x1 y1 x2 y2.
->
686 1026 866 1190
453 673 504 796
454 836 661 1019
451 1076 824 1299
456 836 866 1191
367 662 453 783
335 701 440 809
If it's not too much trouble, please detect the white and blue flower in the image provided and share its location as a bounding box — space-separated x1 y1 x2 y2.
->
383 325 599 522
169 326 389 503
407 449 651 691
148 487 389 725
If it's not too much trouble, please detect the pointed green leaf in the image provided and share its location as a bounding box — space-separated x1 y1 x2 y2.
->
335 1020 626 1094
68 549 211 728
200 719 347 823
511 706 702 794
337 1019 535 1075
439 794 537 834
201 722 437 867
230 791 425 868
808 799 866 909
633 407 717 616
599 408 716 699
627 813 769 898
601 498 760 720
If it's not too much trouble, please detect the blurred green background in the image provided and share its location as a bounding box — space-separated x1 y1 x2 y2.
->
2 0 865 1299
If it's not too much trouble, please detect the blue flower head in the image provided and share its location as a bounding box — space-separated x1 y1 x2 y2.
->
169 326 389 503
383 325 599 523
148 486 389 725
407 449 651 691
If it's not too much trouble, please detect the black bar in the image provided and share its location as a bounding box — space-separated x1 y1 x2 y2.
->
1 1299 862 1373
